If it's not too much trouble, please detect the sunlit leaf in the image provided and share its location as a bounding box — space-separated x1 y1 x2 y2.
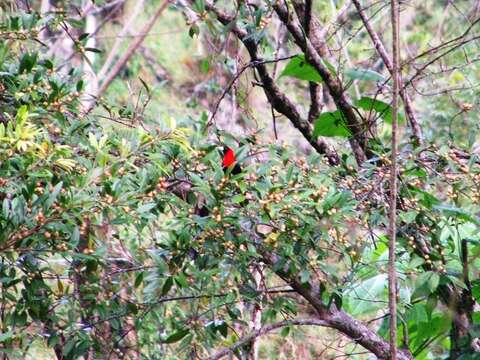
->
313 111 351 137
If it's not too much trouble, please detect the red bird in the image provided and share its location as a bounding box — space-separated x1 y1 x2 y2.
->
222 147 241 175
196 146 243 217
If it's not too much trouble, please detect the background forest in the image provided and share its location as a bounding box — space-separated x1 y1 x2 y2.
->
1 0 480 359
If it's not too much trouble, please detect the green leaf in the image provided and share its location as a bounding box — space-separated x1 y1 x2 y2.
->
192 0 206 13
161 277 173 296
163 329 189 343
300 269 311 284
76 79 84 92
313 111 351 138
134 271 144 288
16 105 29 123
473 284 480 301
231 194 245 204
428 272 440 293
84 47 102 53
280 326 291 337
200 58 210 74
355 97 405 124
64 338 76 357
46 181 63 208
174 273 189 288
411 188 440 209
18 52 37 74
138 202 156 214
215 321 228 337
3 199 11 219
345 68 385 82
139 77 150 93
47 334 60 348
409 256 425 269
189 24 200 38
0 331 14 342
346 274 387 315
280 55 323 83
434 205 479 225
415 271 440 295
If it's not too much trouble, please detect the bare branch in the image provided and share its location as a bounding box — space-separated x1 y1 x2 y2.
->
97 0 146 80
273 1 368 164
351 0 423 146
291 1 322 123
260 249 413 360
86 0 170 111
389 0 400 358
204 319 330 360
197 1 340 165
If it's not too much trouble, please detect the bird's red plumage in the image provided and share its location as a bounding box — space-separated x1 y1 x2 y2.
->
222 148 236 168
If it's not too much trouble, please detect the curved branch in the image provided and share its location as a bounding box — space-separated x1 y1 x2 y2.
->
273 1 368 164
197 1 339 165
351 0 423 146
204 318 330 360
259 249 414 360
85 0 170 112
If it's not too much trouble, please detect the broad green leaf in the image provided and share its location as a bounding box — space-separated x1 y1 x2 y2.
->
163 329 189 343
134 271 144 288
345 68 385 82
174 273 189 288
355 97 405 124
428 272 440 293
137 202 156 214
162 277 173 296
281 55 322 82
281 326 291 337
415 271 440 295
280 55 335 83
16 105 28 124
300 269 311 284
46 181 63 208
473 284 480 301
217 321 228 337
409 256 425 269
0 331 14 342
434 205 479 225
231 194 245 203
346 274 388 315
18 52 37 74
313 111 351 138
189 24 200 38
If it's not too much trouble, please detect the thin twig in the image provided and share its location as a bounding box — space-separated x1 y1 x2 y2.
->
208 55 298 126
351 0 423 146
204 318 330 360
388 0 400 358
97 0 146 80
86 0 171 112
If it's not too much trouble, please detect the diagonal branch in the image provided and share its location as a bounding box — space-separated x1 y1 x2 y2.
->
97 0 146 80
200 1 339 165
85 0 170 112
204 318 330 360
260 249 413 360
351 0 423 146
273 1 368 164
